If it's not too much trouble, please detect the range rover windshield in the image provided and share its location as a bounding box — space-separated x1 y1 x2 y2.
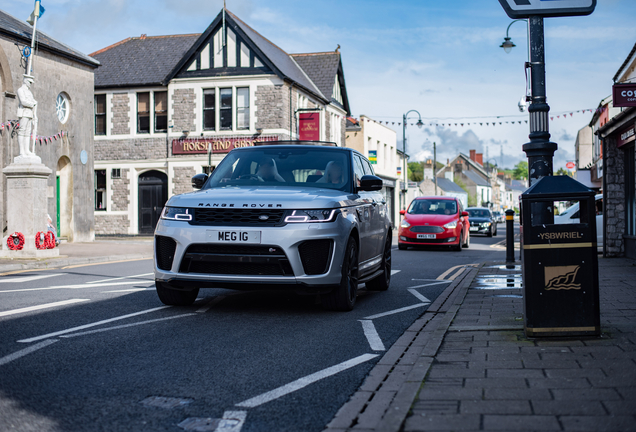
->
203 147 351 191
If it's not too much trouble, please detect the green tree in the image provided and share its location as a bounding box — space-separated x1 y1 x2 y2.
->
408 162 424 182
554 167 571 177
512 161 528 180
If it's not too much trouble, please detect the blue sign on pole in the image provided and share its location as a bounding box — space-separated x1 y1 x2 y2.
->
499 0 596 19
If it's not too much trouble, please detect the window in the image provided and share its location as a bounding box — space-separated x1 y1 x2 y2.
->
95 170 106 211
220 88 233 130
154 92 167 132
56 93 69 124
203 89 216 130
137 92 150 133
237 87 249 130
95 94 106 135
353 155 366 188
111 168 121 179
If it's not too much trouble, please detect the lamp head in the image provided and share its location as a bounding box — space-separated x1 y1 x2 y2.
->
500 37 515 54
416 119 424 129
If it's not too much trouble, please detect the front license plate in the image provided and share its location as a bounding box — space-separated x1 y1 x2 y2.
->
469 227 478 232
417 234 436 239
207 230 261 244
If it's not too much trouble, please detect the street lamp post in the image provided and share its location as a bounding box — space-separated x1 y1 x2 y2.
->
500 19 528 55
402 110 424 210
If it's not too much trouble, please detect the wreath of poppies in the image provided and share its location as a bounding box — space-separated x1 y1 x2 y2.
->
7 232 25 250
45 232 56 249
35 232 47 250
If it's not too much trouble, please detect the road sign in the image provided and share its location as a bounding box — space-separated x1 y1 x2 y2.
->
499 0 596 19
368 150 377 164
566 162 576 170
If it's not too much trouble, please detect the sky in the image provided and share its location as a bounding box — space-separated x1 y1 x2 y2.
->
4 0 636 170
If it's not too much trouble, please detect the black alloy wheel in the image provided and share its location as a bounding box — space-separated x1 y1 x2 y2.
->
367 233 391 291
322 237 359 311
156 281 199 306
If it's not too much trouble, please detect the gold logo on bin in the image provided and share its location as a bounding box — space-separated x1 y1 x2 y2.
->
544 265 581 290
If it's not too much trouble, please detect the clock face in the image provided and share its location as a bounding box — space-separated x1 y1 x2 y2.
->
56 93 69 124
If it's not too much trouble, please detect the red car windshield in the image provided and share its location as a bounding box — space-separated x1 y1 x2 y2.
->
408 199 457 215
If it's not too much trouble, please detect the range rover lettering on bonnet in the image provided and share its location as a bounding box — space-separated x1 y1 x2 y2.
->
197 203 283 208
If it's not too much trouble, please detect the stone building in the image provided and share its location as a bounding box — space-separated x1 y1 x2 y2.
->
345 115 399 226
0 9 99 242
90 8 350 235
596 42 636 258
436 151 493 208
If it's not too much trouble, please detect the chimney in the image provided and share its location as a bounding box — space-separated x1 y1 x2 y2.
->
447 158 450 166
476 153 483 166
469 150 476 162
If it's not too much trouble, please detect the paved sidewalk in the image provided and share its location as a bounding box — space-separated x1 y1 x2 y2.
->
0 236 153 272
325 257 636 432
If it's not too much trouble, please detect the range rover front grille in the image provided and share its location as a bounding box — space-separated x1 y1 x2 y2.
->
179 244 294 276
190 208 285 226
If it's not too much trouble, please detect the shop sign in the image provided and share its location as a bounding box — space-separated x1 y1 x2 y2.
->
566 162 576 170
368 150 377 164
299 112 320 140
397 167 402 176
617 124 636 148
172 135 279 155
612 83 636 107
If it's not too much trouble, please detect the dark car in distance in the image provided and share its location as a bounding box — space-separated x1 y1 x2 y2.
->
466 207 497 237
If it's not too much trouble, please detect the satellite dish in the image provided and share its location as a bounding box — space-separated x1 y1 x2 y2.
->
518 96 527 112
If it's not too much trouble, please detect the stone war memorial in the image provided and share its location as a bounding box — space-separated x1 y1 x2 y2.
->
1 73 57 258
0 7 99 254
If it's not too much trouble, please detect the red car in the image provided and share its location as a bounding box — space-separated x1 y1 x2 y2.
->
398 196 470 251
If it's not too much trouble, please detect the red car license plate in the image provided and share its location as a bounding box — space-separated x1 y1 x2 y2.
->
417 234 436 239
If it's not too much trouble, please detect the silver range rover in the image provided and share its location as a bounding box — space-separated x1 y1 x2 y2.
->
154 142 393 311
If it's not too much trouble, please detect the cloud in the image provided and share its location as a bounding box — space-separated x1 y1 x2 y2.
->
557 129 575 141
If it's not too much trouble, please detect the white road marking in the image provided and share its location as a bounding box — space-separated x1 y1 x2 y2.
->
197 295 227 313
59 314 196 338
0 281 153 293
407 289 431 303
408 281 453 289
17 306 170 343
437 264 478 280
0 299 90 318
390 270 401 275
364 303 428 320
359 320 385 351
101 288 154 293
236 353 378 408
0 273 63 284
87 273 153 284
0 339 58 366
215 411 247 432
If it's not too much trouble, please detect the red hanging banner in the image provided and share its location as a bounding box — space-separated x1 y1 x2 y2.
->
299 112 320 140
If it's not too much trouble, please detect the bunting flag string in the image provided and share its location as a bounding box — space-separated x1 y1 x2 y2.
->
0 122 66 144
360 107 601 128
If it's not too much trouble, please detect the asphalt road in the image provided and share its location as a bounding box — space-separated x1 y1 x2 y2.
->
0 225 511 432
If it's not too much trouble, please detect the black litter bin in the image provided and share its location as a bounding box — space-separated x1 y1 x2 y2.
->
520 176 600 337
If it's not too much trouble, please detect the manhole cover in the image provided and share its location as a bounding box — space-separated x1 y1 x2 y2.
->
178 418 220 431
141 396 193 409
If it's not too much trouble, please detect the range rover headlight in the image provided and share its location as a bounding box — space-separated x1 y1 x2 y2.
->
284 209 339 223
161 207 193 221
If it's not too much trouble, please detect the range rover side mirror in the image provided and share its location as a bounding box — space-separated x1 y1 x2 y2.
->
192 173 208 190
461 211 469 217
358 175 383 192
